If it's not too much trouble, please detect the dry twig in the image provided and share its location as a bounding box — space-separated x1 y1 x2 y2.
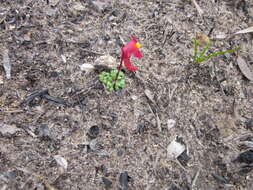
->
191 0 204 16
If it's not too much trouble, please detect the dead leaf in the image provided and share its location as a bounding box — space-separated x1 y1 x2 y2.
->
144 89 155 103
237 56 253 81
235 26 253 35
0 123 21 136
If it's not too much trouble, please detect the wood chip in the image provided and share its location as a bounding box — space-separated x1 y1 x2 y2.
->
237 56 253 81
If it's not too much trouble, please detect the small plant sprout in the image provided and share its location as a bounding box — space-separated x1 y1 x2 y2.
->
99 36 143 92
99 69 125 92
193 33 240 64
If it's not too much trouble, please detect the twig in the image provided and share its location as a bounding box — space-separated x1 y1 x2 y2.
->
0 109 23 113
191 169 200 188
22 89 69 105
191 0 204 16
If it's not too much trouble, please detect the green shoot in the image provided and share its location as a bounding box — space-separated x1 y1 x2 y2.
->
193 38 240 64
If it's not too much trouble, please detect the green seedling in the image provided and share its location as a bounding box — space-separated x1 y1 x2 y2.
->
193 36 240 64
99 69 125 92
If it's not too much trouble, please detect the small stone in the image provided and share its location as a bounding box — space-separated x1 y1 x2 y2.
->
37 124 51 138
177 150 190 167
117 150 123 157
95 55 117 69
0 123 21 137
87 125 99 139
80 64 94 72
89 139 99 151
23 34 31 41
215 33 226 39
54 155 68 170
246 119 253 130
45 8 56 16
167 119 176 130
119 171 131 190
72 2 86 11
102 177 112 188
136 124 147 134
131 95 138 101
89 0 110 13
235 150 253 164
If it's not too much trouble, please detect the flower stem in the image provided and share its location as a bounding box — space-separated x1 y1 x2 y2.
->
113 50 124 90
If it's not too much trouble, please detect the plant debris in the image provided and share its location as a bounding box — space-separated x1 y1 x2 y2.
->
22 89 69 105
2 48 11 79
235 26 253 34
237 56 253 81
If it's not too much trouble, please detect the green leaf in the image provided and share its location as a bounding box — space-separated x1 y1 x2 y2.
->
110 69 118 80
193 38 199 62
117 80 125 88
118 72 125 79
205 47 240 60
199 42 212 58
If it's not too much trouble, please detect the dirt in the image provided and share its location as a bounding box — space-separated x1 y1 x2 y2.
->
1 0 253 190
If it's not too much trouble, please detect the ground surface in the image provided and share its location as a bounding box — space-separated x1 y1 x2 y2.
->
1 0 253 190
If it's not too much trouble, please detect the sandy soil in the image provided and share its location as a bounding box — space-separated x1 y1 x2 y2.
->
1 0 253 189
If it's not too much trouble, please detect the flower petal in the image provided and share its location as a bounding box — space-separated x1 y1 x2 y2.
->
123 58 138 71
132 49 143 58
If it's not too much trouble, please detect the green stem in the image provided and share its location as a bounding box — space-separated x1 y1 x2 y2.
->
199 42 212 58
193 38 199 62
205 47 240 60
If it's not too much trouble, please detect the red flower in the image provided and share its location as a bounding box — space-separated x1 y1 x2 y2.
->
121 37 143 71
